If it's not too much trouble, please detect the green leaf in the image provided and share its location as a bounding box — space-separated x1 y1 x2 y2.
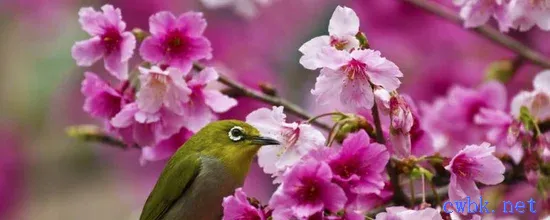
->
410 167 434 181
519 106 540 136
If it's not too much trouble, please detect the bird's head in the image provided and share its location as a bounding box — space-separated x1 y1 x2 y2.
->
184 120 279 178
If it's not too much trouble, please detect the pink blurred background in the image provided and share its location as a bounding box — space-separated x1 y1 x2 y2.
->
0 0 546 219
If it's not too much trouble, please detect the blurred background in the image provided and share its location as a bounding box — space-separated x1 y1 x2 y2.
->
0 0 548 219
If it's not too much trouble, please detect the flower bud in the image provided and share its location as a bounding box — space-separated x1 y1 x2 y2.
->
389 95 414 158
485 59 521 83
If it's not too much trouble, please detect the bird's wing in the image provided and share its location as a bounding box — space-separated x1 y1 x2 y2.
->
139 154 201 220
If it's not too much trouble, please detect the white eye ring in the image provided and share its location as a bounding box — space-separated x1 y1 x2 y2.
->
228 126 245 142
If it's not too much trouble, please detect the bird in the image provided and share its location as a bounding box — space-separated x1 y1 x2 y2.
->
139 120 280 220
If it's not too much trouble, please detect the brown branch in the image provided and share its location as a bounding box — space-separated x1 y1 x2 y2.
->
193 63 332 131
66 125 134 149
403 0 550 69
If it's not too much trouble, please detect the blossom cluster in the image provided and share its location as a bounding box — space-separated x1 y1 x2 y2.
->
70 3 550 220
453 0 550 32
221 5 550 219
72 5 237 164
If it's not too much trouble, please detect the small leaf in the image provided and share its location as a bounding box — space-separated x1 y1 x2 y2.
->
519 106 540 136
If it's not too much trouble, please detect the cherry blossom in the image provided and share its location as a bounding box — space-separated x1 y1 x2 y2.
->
72 4 136 80
269 161 346 219
445 142 505 204
375 206 442 220
246 106 325 181
453 0 513 31
136 65 191 115
110 103 185 147
81 72 131 119
508 0 550 31
222 188 267 220
299 5 360 70
140 11 212 72
310 49 403 112
510 70 550 122
181 67 238 132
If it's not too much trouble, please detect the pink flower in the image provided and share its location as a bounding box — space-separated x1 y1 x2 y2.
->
422 82 507 157
72 5 136 80
245 106 325 180
81 72 131 119
375 206 442 220
139 11 212 72
181 67 238 132
474 108 524 163
222 188 266 220
474 108 514 144
110 103 185 147
508 0 550 31
352 180 393 212
445 143 505 204
299 5 360 70
389 95 414 158
269 161 347 219
453 0 513 31
324 209 365 220
511 70 550 122
139 127 193 165
311 49 403 112
136 65 191 115
327 130 389 195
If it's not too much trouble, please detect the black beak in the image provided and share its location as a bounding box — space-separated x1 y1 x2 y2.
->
250 136 280 146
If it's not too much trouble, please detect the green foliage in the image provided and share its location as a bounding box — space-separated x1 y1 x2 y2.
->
519 106 541 136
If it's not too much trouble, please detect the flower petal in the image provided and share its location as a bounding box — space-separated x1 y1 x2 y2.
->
101 4 125 31
534 70 550 94
203 90 238 113
78 7 105 36
189 67 219 87
176 12 207 37
111 103 139 128
120 32 136 62
149 11 176 36
298 35 331 70
340 76 375 112
72 37 104 66
104 51 129 80
328 6 360 37
311 68 345 106
139 37 165 64
353 49 402 91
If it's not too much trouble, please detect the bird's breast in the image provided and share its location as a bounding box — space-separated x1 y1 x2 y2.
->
163 156 242 220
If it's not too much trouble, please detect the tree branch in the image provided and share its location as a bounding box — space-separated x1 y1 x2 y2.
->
193 63 332 131
371 101 386 144
403 0 550 69
66 125 133 149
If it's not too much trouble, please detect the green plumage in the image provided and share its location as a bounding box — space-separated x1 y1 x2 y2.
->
139 120 279 220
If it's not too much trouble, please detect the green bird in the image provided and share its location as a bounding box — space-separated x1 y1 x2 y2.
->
139 120 280 220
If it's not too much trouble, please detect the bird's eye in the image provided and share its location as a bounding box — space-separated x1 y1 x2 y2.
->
228 126 245 142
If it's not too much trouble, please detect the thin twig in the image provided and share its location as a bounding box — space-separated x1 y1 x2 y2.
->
403 0 550 69
421 173 426 205
306 112 344 124
430 179 442 206
66 125 137 149
371 101 385 144
409 179 416 207
193 63 332 131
